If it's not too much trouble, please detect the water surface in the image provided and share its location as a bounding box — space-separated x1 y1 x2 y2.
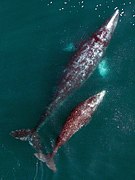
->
0 0 135 179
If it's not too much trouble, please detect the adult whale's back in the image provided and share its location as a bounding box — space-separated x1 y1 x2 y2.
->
10 10 119 151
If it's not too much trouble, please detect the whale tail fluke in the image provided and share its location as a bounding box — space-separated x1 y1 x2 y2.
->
10 129 42 151
34 152 56 172
10 129 34 141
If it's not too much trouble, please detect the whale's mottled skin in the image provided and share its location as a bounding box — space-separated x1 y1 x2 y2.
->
10 10 119 152
34 90 106 172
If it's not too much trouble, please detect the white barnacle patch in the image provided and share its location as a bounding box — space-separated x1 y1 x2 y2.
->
66 81 71 86
91 42 103 57
81 109 90 117
93 42 100 49
98 50 104 58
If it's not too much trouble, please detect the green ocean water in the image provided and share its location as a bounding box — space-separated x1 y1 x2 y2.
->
0 0 135 179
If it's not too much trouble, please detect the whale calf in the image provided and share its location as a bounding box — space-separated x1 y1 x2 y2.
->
34 90 106 172
10 10 119 151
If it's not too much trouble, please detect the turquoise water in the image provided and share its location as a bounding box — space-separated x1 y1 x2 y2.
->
0 0 135 179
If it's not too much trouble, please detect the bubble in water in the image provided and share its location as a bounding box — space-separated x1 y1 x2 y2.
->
63 42 76 52
113 108 135 134
98 59 109 78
